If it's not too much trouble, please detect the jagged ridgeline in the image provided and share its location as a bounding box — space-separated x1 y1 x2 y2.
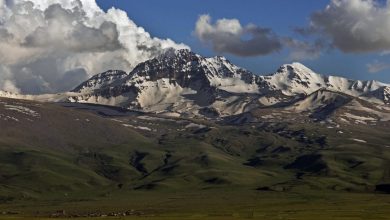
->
65 49 390 117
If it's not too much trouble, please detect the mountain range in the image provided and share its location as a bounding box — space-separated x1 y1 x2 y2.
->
67 49 390 117
2 49 389 122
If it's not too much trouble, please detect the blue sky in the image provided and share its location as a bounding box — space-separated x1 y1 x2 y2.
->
96 0 390 82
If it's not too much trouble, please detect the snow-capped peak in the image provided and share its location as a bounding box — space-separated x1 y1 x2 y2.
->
122 48 258 93
286 62 316 73
157 48 194 60
72 70 128 93
275 62 321 80
260 62 325 95
259 62 390 98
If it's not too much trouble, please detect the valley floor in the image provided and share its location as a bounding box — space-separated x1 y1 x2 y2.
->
1 190 390 220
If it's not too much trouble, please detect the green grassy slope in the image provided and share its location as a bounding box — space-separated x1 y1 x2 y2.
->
1 98 390 218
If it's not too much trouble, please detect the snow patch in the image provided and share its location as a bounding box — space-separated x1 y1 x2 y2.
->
0 113 19 122
261 115 275 119
137 115 176 122
259 96 280 106
122 124 152 131
3 104 40 118
342 113 376 122
346 100 390 122
185 123 206 129
350 138 367 143
134 78 197 111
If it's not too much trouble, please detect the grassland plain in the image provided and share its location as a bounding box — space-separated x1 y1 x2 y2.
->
1 98 390 219
1 190 390 219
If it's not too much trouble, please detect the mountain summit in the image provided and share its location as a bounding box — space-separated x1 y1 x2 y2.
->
65 49 390 117
68 49 261 116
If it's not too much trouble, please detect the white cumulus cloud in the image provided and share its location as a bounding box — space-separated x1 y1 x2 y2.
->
367 60 390 73
0 0 189 94
194 14 282 57
310 0 390 53
283 38 324 61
